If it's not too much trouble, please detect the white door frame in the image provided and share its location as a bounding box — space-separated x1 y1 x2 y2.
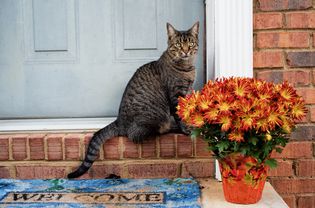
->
206 0 253 180
0 0 253 135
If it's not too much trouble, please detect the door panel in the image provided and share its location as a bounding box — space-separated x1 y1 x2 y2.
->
0 0 205 119
33 0 68 51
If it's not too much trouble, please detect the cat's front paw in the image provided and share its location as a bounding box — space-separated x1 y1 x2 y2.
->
180 124 191 136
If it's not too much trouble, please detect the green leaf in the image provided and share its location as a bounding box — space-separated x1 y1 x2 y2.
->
265 158 278 169
240 146 250 155
249 137 259 145
216 141 229 152
191 128 201 139
275 147 283 153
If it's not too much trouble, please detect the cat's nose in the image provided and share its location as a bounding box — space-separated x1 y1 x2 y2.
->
181 51 189 57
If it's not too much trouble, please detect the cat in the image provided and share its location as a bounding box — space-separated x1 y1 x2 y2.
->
68 22 199 178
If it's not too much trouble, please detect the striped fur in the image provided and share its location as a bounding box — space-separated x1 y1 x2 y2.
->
67 22 199 178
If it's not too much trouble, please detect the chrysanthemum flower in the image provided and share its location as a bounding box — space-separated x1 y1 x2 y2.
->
290 100 307 120
228 131 244 142
198 95 212 111
278 82 297 101
241 115 256 131
203 108 218 121
234 78 250 97
217 114 233 132
191 113 205 127
267 111 283 128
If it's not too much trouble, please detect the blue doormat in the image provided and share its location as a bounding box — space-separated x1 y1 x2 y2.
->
0 178 201 208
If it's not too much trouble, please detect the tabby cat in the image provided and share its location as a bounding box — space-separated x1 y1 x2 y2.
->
68 22 199 178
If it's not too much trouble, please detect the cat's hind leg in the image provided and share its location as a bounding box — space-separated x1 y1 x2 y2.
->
127 123 154 144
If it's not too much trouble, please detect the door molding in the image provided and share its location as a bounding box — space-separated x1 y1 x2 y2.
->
0 0 252 132
206 0 253 79
206 0 253 180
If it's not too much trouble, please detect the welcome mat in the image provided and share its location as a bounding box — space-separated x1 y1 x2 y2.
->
0 178 201 207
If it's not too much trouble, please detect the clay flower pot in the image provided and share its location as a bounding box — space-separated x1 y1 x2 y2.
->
219 153 268 204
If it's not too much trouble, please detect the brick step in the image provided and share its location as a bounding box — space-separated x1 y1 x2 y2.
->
0 159 215 179
0 133 215 179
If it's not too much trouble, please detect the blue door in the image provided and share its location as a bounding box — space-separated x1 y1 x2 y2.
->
0 0 204 119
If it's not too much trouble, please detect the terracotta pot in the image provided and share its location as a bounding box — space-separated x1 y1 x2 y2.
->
219 153 268 204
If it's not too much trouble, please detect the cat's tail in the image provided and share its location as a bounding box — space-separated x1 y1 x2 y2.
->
67 121 119 178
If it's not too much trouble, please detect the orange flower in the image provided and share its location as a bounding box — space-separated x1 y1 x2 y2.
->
218 114 233 132
267 111 283 128
198 95 212 111
191 113 205 127
234 78 250 97
204 108 219 122
241 115 255 131
255 118 269 132
290 100 307 120
277 82 296 101
228 131 244 142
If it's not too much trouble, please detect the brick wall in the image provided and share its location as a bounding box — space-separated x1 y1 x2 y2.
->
254 0 315 207
0 133 214 179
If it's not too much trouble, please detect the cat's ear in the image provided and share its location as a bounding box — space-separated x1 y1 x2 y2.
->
189 21 199 37
166 22 177 39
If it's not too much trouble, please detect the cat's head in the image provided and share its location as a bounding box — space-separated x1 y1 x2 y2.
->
166 22 199 61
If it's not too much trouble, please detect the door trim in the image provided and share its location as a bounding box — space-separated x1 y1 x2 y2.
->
206 0 253 181
0 118 115 133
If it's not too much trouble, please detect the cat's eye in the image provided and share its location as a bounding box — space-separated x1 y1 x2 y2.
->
175 43 181 47
189 42 195 47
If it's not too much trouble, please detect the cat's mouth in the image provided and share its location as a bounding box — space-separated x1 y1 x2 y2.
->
181 55 190 60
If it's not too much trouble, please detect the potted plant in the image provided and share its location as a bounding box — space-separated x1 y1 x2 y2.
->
177 77 306 204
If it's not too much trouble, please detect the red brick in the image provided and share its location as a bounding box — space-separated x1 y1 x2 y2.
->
12 136 27 160
298 195 315 208
196 138 212 157
290 126 315 141
181 160 215 178
159 134 176 158
89 164 123 178
0 136 9 160
122 137 139 158
272 142 313 159
257 32 309 48
283 70 311 87
254 51 283 68
312 70 315 84
0 166 11 178
287 52 315 68
16 166 66 179
296 159 315 177
286 12 315 28
177 135 193 157
104 137 120 159
268 160 293 177
141 137 157 158
64 135 81 160
254 13 283 30
29 135 45 160
127 163 178 178
310 106 315 122
296 88 315 104
270 178 315 194
258 0 312 11
47 135 63 160
282 195 296 208
256 70 283 84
